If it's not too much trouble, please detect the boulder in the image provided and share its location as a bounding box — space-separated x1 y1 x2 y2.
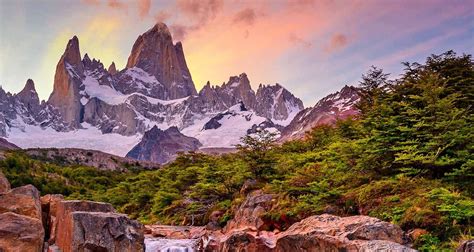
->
206 210 224 231
40 194 64 244
60 211 144 252
0 170 10 192
219 231 274 252
0 212 44 252
224 190 274 232
54 200 144 252
274 214 413 252
0 184 42 220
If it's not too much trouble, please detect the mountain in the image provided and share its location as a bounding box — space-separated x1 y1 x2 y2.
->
0 138 19 151
125 23 196 99
1 23 304 157
127 126 201 164
280 85 360 141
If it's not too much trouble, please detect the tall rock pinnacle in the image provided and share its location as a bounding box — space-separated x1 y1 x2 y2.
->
48 35 84 128
17 79 40 111
126 23 197 99
108 62 117 75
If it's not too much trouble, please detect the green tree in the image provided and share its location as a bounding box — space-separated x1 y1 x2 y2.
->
236 129 278 180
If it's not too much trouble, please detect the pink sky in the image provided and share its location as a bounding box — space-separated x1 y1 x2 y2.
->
1 0 473 105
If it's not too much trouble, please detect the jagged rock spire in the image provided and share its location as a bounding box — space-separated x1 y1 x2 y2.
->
126 23 197 99
48 35 84 128
108 62 117 75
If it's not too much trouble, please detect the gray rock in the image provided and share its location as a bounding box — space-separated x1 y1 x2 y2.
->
127 126 202 164
280 85 360 141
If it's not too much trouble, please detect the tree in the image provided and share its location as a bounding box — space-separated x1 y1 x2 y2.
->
356 66 391 114
236 129 278 180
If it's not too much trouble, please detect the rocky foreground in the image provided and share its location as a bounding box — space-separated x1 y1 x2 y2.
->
1 171 471 251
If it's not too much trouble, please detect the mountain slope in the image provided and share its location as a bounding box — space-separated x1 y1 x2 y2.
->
280 85 359 141
127 126 201 164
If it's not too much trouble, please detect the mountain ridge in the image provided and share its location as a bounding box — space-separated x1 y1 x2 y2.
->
0 22 359 161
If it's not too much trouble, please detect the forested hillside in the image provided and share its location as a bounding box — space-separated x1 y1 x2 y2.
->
2 51 472 250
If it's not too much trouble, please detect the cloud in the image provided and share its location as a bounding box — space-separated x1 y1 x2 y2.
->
155 10 171 22
170 24 193 41
233 8 257 25
138 0 151 18
289 33 312 48
324 33 349 53
176 0 223 24
165 0 223 40
82 0 100 5
107 0 125 9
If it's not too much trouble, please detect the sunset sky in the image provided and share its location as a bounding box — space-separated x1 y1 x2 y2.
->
1 0 473 105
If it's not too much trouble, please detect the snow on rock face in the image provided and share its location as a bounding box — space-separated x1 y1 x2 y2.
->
6 122 141 156
255 83 304 126
182 102 269 148
280 85 360 141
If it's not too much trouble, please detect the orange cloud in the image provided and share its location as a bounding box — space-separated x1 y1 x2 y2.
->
155 10 171 22
325 34 349 53
233 8 257 25
138 0 151 18
107 0 125 9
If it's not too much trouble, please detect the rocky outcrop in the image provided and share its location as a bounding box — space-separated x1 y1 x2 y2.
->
148 189 415 252
224 190 275 232
127 126 202 164
0 183 44 252
201 214 414 252
0 185 42 220
0 212 44 252
280 85 359 141
274 214 409 251
125 23 196 100
54 200 144 252
47 36 84 128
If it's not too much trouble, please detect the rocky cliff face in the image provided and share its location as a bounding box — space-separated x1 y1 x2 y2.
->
125 23 196 99
280 85 359 141
256 83 304 125
127 126 202 164
48 36 84 128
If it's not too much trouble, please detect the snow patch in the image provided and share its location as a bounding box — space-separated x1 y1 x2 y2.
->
6 120 141 156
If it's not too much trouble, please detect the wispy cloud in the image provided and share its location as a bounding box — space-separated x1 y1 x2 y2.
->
324 34 349 53
233 8 257 26
138 0 151 18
